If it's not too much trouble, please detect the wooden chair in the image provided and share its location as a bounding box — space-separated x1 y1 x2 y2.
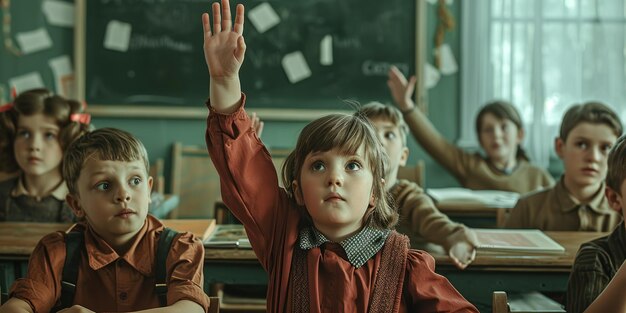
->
170 143 221 219
397 160 425 187
493 291 566 313
209 296 220 313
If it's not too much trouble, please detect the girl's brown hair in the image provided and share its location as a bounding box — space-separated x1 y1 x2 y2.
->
0 88 93 173
281 113 399 230
475 100 530 161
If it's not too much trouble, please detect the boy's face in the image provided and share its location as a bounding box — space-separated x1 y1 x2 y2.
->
368 117 409 178
478 113 523 163
13 113 63 178
556 122 617 189
292 146 374 238
67 158 153 246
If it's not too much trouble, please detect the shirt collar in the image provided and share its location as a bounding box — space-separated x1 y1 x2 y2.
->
297 226 390 268
556 176 608 214
84 215 162 276
11 175 68 201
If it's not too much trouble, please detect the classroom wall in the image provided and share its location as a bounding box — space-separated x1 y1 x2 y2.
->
91 1 464 191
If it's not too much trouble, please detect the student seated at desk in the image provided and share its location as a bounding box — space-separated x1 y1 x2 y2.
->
566 134 626 313
0 128 210 313
506 102 622 232
0 89 92 222
358 102 477 269
387 67 554 194
203 1 478 311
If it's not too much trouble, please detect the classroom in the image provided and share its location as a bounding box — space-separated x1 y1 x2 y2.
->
1 0 626 312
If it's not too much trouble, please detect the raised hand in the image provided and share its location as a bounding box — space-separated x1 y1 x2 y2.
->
202 0 245 80
387 66 417 112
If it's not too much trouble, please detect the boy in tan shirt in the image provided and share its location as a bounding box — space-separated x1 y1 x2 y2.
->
506 102 622 231
358 102 477 269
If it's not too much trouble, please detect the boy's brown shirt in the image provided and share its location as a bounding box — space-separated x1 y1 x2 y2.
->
10 215 210 312
505 177 621 231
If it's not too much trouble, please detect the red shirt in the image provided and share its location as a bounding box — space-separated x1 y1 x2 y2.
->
10 215 210 312
205 96 478 313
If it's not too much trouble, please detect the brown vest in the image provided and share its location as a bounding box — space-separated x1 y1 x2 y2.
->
290 231 410 313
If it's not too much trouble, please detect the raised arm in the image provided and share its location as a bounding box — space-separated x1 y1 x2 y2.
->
387 66 470 179
203 0 245 114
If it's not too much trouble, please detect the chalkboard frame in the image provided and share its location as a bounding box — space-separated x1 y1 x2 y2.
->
74 0 427 121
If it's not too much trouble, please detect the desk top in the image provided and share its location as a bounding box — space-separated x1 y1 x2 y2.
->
435 200 508 213
0 219 215 256
429 231 608 270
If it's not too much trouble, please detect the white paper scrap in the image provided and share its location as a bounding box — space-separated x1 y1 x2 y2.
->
42 0 75 27
9 72 45 94
320 35 333 66
282 51 311 84
424 63 440 89
104 20 132 52
49 55 73 95
248 3 280 34
16 28 53 54
436 44 458 75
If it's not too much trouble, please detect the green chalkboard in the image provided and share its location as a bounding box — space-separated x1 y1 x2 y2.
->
0 0 74 103
84 0 416 110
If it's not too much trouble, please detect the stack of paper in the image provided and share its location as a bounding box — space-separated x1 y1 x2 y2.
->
474 229 565 254
427 187 520 208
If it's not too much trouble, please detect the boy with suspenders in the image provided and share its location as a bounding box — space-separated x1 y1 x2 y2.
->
0 128 211 313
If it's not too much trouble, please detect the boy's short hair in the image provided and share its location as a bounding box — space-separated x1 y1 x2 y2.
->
559 102 623 141
606 135 626 194
62 128 150 195
358 102 409 146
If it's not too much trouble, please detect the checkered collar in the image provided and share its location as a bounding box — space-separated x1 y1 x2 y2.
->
297 225 390 268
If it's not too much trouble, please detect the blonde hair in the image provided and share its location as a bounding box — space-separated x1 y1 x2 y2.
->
63 128 149 195
281 113 398 230
357 102 409 146
0 88 92 172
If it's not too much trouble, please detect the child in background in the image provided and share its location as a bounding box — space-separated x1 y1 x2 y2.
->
506 102 622 232
203 1 478 312
358 102 477 269
0 88 92 222
0 128 210 313
565 134 626 313
387 67 554 194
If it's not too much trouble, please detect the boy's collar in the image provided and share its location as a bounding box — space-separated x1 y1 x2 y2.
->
297 225 390 268
557 176 608 213
11 175 68 201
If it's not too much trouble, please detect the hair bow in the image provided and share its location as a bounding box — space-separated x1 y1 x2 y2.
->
0 102 13 113
70 113 91 125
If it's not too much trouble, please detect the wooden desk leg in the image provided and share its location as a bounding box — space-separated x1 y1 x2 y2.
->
496 209 506 228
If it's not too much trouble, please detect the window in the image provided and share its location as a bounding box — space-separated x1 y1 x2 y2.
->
460 0 626 168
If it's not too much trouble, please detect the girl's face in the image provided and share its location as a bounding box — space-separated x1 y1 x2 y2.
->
294 146 374 238
13 113 63 178
478 113 523 163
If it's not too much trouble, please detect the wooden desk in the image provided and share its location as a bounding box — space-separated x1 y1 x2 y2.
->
426 231 608 312
436 200 511 228
0 219 215 295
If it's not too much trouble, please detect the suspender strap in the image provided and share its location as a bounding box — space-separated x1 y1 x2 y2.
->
155 227 177 307
58 230 84 310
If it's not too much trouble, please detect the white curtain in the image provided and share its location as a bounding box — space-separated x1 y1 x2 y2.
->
460 0 626 169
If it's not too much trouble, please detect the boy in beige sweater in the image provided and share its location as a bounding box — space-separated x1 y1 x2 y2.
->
359 102 477 269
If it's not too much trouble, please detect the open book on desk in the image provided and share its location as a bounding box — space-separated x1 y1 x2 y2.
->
474 229 565 254
204 224 252 249
427 187 520 208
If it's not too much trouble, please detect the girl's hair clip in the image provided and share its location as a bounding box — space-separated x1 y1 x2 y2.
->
70 113 91 125
0 102 14 113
